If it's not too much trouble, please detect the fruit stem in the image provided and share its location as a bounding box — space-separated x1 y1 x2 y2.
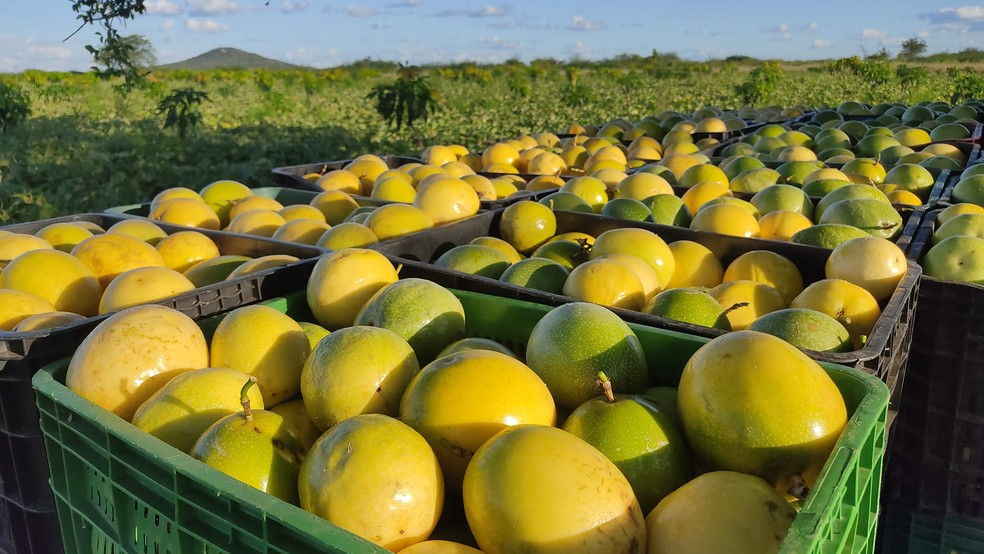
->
240 377 258 421
395 263 404 276
597 371 615 403
722 302 749 316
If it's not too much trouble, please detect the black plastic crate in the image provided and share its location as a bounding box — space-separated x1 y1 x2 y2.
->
370 209 919 423
879 505 984 554
0 213 326 554
883 207 984 531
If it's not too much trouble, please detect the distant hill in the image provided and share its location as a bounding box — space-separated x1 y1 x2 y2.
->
155 48 307 71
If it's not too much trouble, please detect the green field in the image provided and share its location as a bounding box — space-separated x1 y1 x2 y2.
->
0 60 981 224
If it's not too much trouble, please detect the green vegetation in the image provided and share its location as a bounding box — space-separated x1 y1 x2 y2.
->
0 59 980 224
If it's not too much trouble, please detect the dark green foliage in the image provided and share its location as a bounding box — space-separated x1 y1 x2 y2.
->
0 83 31 132
156 88 210 137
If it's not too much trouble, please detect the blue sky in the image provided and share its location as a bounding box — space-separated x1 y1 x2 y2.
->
2 1 984 72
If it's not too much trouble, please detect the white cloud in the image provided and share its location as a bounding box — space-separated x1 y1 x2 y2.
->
570 15 603 30
145 0 183 15
918 30 930 38
187 0 242 16
371 21 391 29
345 5 380 16
862 28 889 40
807 21 818 31
386 0 421 6
765 23 792 40
925 6 984 23
434 5 511 17
163 19 175 29
280 0 308 13
0 36 81 72
481 36 521 49
186 18 230 32
813 38 831 48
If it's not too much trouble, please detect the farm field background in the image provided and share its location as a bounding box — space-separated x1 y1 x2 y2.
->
0 59 981 224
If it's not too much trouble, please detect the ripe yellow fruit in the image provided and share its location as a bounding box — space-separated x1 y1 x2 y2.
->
690 203 761 238
491 178 519 199
13 311 86 332
825 237 907 302
759 210 813 242
645 471 797 554
1 249 102 316
398 541 482 553
0 289 56 330
723 250 805 305
317 222 379 250
344 158 389 195
469 236 523 264
615 173 673 200
65 304 208 420
681 181 732 216
155 231 221 273
482 142 521 169
150 198 221 230
460 174 497 201
306 248 399 330
421 145 458 166
272 219 332 245
791 279 882 349
228 195 286 221
463 425 646 554
199 180 253 227
659 154 702 180
498 201 556 255
525 175 565 193
72 233 166 288
372 177 418 203
666 240 724 289
35 223 94 253
107 219 168 245
598 252 662 300
131 367 265 453
278 204 327 223
210 304 310 408
98 267 197 314
710 280 786 331
679 331 847 492
400 350 556 488
0 233 53 264
315 169 362 194
225 209 287 237
225 255 300 280
310 190 361 225
564 257 646 311
560 177 609 213
365 204 435 241
590 228 676 289
150 187 201 213
414 178 481 225
299 415 444 552
410 165 447 187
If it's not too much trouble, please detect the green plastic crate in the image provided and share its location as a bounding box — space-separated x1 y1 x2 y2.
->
32 291 888 554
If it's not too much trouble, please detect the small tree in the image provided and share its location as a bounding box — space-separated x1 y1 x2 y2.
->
899 38 928 60
367 64 439 150
0 82 31 132
68 0 149 92
156 88 210 138
95 34 157 69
